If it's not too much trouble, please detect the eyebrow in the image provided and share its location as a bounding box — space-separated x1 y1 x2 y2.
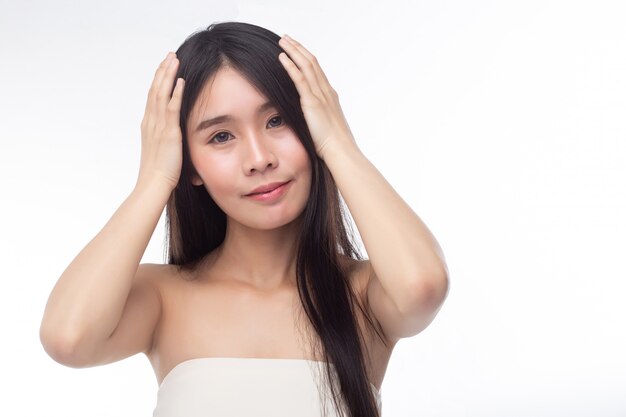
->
195 101 276 133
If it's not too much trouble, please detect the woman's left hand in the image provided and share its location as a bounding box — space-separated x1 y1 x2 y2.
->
278 35 357 160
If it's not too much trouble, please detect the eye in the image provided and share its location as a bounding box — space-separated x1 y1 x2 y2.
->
209 131 232 144
267 115 284 128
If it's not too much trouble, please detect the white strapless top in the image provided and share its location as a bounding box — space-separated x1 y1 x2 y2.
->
152 357 382 416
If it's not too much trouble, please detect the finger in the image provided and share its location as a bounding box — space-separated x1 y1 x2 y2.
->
165 77 185 129
278 51 317 103
278 37 325 100
144 53 176 124
156 55 180 125
280 36 335 98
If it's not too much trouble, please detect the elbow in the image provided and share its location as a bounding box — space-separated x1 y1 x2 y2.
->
39 323 83 367
401 269 449 315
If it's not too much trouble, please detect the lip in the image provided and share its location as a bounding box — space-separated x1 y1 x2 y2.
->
244 180 292 202
245 181 291 196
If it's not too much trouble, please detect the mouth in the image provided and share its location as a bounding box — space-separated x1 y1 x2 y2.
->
244 180 292 201
245 180 291 196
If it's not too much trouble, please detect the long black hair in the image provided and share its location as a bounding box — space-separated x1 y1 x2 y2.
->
164 21 389 417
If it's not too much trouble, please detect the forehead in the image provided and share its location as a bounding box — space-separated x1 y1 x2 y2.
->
192 66 269 119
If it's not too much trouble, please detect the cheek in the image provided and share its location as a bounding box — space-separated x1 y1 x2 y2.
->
290 142 312 178
278 131 309 167
287 144 313 200
192 153 235 194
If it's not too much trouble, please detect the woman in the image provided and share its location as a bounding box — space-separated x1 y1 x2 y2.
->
40 21 449 417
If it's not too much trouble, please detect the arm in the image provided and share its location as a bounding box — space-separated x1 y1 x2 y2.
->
39 51 184 364
278 35 449 341
39 179 172 364
322 141 449 314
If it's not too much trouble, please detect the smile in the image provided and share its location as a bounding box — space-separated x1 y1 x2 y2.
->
244 181 292 202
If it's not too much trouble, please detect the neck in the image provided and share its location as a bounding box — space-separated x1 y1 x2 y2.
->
209 216 303 290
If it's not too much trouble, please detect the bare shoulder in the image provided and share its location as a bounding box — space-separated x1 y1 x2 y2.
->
337 255 396 381
136 262 187 295
337 255 371 297
337 255 378 330
137 262 185 277
75 263 183 368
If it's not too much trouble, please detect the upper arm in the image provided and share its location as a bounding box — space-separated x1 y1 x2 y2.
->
81 263 163 367
364 259 448 344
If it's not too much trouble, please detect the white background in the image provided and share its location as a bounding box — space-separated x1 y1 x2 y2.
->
1 0 625 416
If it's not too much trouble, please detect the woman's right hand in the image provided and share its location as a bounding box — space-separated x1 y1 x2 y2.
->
137 52 185 191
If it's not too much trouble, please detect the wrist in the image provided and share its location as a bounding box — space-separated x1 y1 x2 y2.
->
318 137 363 165
133 175 176 200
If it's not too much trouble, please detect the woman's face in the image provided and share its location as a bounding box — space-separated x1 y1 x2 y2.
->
187 66 312 230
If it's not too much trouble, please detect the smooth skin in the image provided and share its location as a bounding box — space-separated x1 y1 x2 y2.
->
187 66 313 238
40 36 449 389
276 35 449 335
40 52 185 364
138 52 185 189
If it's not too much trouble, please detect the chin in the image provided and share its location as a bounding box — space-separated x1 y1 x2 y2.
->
232 206 306 231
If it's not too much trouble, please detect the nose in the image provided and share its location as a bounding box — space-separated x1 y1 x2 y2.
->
242 130 278 174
